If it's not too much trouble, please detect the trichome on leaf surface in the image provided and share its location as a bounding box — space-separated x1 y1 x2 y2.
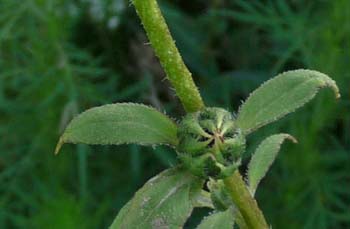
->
55 0 340 228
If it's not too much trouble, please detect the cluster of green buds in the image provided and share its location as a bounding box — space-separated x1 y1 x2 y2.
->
177 107 246 178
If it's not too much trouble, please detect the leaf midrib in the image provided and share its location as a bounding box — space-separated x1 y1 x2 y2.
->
143 177 192 226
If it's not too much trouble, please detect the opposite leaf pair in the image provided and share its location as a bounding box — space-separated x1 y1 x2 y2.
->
55 69 339 228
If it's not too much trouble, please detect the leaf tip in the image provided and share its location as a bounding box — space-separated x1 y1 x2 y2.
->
285 134 298 144
315 71 341 99
54 137 64 155
326 79 341 99
335 90 341 99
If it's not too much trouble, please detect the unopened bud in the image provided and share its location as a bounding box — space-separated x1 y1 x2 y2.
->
177 107 245 178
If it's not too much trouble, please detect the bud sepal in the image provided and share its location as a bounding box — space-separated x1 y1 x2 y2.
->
177 107 246 178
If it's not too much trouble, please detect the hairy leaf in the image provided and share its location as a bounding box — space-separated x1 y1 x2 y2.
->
248 134 296 195
110 168 203 229
196 209 234 229
55 103 178 154
236 69 340 134
192 190 214 209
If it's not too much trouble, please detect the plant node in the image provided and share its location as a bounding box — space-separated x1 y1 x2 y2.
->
177 107 245 178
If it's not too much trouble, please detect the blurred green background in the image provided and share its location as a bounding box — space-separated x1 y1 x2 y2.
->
0 0 349 228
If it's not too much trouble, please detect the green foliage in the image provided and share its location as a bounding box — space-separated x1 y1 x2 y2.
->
57 67 337 228
56 103 178 154
207 180 233 211
247 134 296 195
221 1 350 227
0 0 149 228
196 209 234 229
41 0 341 228
237 70 340 134
110 168 202 229
177 107 245 178
1 0 349 228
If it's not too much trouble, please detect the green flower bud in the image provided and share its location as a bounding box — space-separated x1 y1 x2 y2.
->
177 107 246 178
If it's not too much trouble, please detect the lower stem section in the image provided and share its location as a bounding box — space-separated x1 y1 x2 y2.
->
224 171 268 229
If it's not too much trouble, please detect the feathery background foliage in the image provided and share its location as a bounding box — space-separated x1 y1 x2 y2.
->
0 0 349 228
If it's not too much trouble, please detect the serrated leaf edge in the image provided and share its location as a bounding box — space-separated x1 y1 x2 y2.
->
237 69 340 135
111 168 201 228
54 102 178 154
196 208 235 229
247 133 297 196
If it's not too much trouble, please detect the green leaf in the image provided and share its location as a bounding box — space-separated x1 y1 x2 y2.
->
196 209 234 229
247 134 297 195
192 190 214 209
236 69 340 134
55 103 178 154
110 168 203 229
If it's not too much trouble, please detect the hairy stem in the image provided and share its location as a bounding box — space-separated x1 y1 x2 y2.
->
132 0 204 113
232 207 249 229
224 171 269 229
133 0 268 227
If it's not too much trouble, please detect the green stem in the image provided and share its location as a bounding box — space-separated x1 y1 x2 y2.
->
232 208 249 229
132 0 204 113
224 171 269 229
133 1 268 227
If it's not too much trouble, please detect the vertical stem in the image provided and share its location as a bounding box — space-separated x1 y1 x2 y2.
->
132 0 204 113
232 207 249 229
224 171 269 229
132 1 268 227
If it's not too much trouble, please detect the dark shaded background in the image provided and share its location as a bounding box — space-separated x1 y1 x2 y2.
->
1 0 349 228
